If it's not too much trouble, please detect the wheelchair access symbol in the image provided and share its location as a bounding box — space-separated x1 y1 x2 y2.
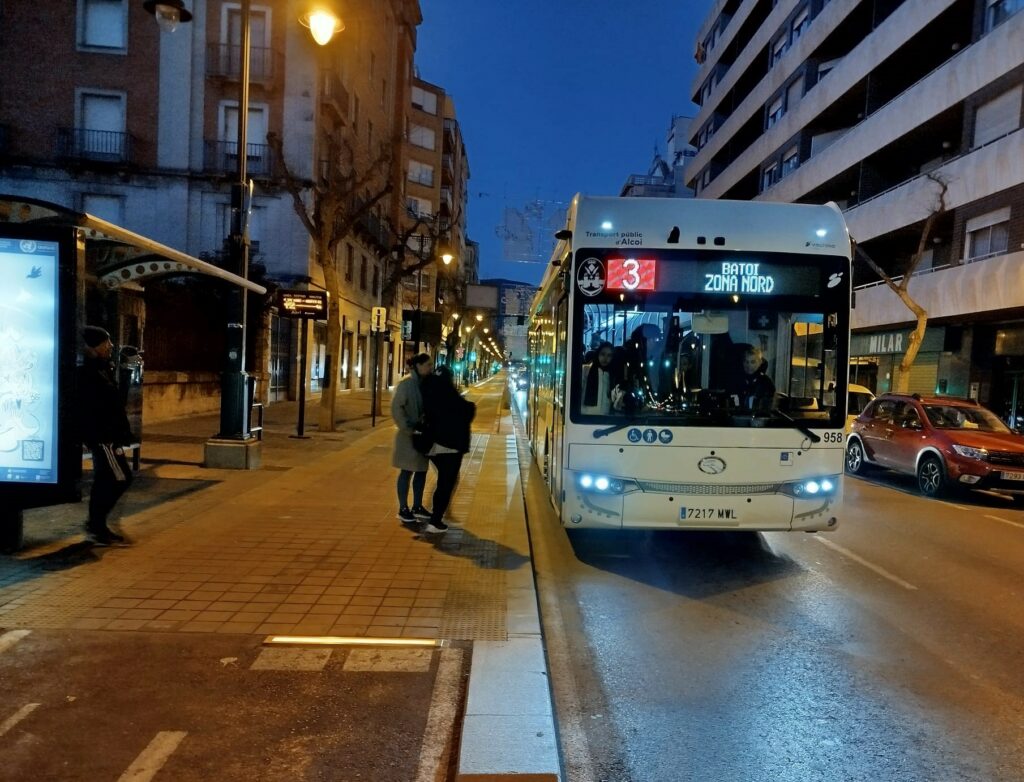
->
627 428 643 443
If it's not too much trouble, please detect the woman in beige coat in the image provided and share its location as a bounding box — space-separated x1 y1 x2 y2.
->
391 353 432 524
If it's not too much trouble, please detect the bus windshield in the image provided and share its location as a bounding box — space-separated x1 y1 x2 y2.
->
570 249 850 430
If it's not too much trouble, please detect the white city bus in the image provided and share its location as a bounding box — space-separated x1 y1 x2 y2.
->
526 195 852 532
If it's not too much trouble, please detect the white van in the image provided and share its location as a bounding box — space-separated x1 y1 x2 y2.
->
847 383 875 431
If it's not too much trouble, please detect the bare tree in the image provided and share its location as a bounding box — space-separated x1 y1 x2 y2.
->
854 172 950 393
268 131 395 432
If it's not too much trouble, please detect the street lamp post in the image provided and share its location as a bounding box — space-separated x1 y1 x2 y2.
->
145 1 342 468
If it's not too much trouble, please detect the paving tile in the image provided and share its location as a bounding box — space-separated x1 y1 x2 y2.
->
348 596 383 607
257 623 300 634
189 590 226 602
105 619 148 630
154 590 191 600
180 621 224 633
231 611 271 623
82 607 126 619
375 606 410 617
218 622 260 634
196 611 234 622
69 617 108 630
401 626 440 638
160 609 200 621
381 597 415 607
340 606 377 618
103 598 143 609
174 600 213 611
208 601 248 612
327 622 368 634
118 609 163 620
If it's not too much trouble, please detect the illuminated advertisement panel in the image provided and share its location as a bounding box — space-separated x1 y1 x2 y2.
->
0 236 60 483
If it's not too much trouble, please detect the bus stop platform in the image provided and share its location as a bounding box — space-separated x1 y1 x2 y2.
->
0 377 560 781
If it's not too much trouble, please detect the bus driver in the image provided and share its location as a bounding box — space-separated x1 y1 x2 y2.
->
732 346 776 411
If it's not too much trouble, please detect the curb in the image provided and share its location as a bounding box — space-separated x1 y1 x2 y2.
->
455 391 561 781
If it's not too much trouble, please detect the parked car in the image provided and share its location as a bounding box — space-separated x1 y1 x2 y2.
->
846 392 1024 499
846 383 875 432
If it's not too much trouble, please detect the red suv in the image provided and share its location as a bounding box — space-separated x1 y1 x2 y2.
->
846 393 1024 499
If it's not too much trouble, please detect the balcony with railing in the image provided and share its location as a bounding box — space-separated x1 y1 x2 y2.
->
203 140 275 178
206 43 276 83
320 70 349 124
439 185 453 213
441 153 454 180
56 128 133 164
443 117 457 150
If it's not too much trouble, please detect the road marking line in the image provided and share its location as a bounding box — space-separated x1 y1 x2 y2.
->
0 703 40 737
414 647 464 782
984 514 1024 530
118 731 188 782
0 629 30 655
816 537 918 591
948 503 970 511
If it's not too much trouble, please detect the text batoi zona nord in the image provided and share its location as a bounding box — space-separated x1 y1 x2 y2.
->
704 262 775 294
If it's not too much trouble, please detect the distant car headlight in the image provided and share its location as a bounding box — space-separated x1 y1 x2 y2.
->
952 444 988 460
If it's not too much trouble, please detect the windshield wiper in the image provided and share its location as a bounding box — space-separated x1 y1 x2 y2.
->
592 414 647 439
767 409 821 443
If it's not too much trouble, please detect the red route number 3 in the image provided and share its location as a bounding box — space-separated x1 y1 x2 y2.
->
607 257 657 291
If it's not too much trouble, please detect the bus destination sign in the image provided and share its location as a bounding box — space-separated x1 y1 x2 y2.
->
278 289 327 318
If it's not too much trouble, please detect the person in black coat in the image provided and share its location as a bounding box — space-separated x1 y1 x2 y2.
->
76 326 134 545
419 365 475 533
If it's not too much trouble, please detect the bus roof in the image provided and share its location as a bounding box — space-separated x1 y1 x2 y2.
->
532 195 852 313
569 195 849 254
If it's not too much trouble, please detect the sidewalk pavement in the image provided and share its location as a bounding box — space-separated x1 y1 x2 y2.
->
0 378 561 781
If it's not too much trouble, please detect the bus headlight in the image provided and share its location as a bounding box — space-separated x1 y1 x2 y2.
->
782 476 840 497
577 473 634 494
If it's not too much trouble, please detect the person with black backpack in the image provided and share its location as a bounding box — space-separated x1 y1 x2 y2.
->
419 365 475 534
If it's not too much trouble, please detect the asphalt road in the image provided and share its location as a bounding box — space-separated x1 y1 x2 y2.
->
0 629 466 782
520 414 1024 781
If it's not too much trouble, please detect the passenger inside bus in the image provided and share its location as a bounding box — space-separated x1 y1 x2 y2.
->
730 346 776 411
580 341 624 415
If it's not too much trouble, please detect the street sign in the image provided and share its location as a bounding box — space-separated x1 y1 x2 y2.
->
371 306 387 332
277 289 327 319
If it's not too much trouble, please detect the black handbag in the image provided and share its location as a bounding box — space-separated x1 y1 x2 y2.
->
412 430 433 455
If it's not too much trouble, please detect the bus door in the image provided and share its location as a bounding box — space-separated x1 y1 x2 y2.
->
550 295 569 506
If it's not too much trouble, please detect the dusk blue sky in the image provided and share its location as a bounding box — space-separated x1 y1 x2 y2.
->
416 1 703 286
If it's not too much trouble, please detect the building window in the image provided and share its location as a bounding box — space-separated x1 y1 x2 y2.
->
762 162 779 192
408 160 434 187
223 5 272 80
770 35 789 67
409 124 435 150
79 0 126 50
411 86 437 114
360 256 368 290
781 146 800 177
346 244 354 281
766 96 784 128
372 264 380 297
965 208 1010 261
985 0 1021 32
406 196 433 218
791 7 810 43
973 85 1022 147
817 57 840 82
74 90 128 160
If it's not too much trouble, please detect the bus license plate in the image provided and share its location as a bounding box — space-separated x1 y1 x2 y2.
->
1002 471 1024 481
680 507 739 521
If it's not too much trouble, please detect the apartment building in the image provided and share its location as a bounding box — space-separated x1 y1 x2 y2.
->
687 0 1023 420
400 77 471 355
0 0 429 418
620 116 696 198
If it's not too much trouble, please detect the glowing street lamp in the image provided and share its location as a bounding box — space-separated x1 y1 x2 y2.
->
300 7 345 45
